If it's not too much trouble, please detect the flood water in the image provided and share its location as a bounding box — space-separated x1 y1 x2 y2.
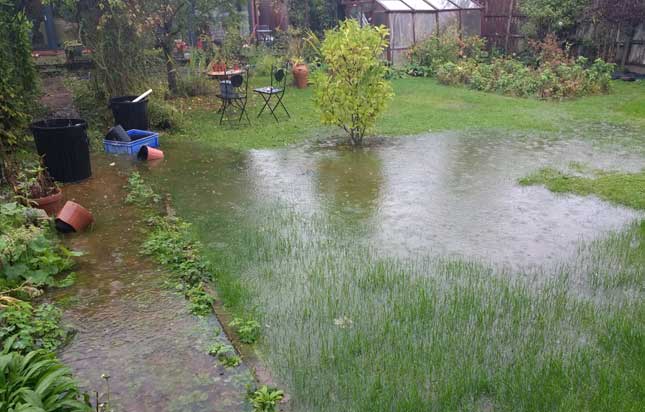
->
150 130 644 269
52 127 643 411
52 156 253 412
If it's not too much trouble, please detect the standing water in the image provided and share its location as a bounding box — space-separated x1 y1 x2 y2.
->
51 155 252 412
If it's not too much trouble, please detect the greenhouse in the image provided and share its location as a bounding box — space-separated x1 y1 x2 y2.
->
343 0 483 64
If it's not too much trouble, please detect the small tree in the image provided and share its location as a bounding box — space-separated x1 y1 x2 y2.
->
313 19 393 146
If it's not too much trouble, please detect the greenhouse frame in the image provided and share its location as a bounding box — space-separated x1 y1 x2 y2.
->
343 0 484 64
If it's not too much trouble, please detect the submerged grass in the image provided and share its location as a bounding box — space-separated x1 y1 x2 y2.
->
166 197 644 412
519 167 645 210
169 78 645 150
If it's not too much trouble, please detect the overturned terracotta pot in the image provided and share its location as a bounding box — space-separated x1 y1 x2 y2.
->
55 201 94 233
32 188 63 216
137 145 164 161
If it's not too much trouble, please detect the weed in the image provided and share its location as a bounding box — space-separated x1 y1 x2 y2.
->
229 317 261 344
185 283 214 317
248 385 284 412
125 172 160 206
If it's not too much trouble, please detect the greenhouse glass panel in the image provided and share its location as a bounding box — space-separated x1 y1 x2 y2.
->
448 0 481 8
390 13 414 49
425 0 458 9
461 9 481 36
437 10 459 31
401 0 435 11
376 0 411 11
414 13 438 41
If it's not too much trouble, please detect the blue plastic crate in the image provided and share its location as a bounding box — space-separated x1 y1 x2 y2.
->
103 129 159 156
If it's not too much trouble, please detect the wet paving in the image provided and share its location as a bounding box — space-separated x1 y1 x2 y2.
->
150 129 644 270
52 155 253 412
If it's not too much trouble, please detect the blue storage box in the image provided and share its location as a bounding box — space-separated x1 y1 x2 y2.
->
103 129 159 155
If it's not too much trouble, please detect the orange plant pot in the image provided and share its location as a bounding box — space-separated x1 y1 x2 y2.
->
56 201 94 233
32 188 63 216
137 145 164 161
292 64 309 89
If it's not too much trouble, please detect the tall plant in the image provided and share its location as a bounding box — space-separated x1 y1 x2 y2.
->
0 2 38 162
313 19 392 146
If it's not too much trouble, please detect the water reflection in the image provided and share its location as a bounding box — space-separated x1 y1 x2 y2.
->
153 130 644 269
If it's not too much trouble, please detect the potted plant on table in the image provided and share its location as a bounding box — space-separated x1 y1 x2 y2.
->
6 160 62 216
291 56 309 89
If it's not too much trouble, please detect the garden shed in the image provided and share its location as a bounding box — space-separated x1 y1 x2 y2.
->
343 0 483 64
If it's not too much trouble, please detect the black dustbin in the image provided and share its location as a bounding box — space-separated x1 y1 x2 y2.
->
30 119 92 183
109 96 149 131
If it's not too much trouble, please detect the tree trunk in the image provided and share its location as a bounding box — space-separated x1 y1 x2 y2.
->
163 45 178 95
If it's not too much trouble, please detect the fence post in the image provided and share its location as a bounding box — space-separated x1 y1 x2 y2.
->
504 0 515 52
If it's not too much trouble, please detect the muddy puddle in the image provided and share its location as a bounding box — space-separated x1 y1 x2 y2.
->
148 130 644 270
52 155 252 412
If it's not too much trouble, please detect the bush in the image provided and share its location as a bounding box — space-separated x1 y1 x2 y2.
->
0 5 38 153
313 20 393 145
407 29 487 76
433 33 614 99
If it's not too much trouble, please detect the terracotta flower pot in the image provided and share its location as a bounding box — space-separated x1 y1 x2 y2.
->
292 64 309 89
137 145 164 161
31 188 64 216
55 201 94 233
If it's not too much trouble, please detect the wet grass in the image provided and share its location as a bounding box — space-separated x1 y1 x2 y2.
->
174 201 644 412
168 78 645 150
519 167 645 210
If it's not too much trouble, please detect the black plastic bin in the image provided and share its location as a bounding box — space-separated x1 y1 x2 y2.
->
109 96 149 131
30 119 92 183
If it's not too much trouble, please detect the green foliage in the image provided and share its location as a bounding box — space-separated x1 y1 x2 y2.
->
407 29 487 76
0 301 67 353
0 4 38 151
185 283 214 316
248 385 284 412
520 0 590 40
0 337 91 412
519 167 645 210
208 341 241 367
125 172 161 206
0 203 78 287
149 97 184 130
229 317 260 344
435 55 614 99
313 19 393 145
287 0 339 35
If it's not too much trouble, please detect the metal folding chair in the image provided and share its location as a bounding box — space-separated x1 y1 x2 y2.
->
216 68 250 125
253 66 290 122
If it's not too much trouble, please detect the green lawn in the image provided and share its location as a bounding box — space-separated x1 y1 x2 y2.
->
168 78 645 150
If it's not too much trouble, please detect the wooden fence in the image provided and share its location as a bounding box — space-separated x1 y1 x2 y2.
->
478 0 525 51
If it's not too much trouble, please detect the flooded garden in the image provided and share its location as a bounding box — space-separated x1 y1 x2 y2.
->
2 1 645 411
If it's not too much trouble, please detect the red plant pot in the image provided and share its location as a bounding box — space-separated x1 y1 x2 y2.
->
32 188 63 216
137 145 164 161
55 201 94 233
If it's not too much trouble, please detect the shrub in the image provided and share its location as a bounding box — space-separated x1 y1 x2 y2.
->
0 5 38 154
148 98 183 130
0 337 91 412
407 29 487 76
435 43 614 99
313 19 393 145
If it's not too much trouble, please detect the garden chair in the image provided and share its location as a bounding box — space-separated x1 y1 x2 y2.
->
216 67 250 126
253 66 290 122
